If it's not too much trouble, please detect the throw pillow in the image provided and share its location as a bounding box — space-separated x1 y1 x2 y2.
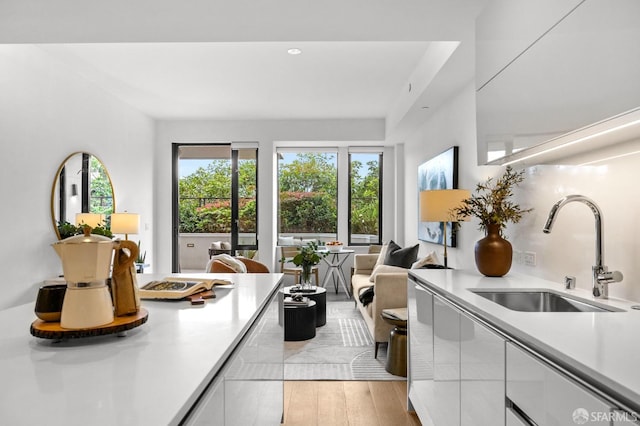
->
373 242 390 269
383 240 419 268
369 264 409 283
220 241 232 250
210 241 222 250
278 236 295 246
411 251 440 269
212 254 247 273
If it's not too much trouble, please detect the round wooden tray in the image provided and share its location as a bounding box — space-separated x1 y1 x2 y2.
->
30 308 148 340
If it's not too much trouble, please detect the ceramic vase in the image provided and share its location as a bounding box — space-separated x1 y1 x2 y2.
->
474 223 512 277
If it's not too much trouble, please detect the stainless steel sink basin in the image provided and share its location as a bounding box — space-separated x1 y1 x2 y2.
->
470 289 621 312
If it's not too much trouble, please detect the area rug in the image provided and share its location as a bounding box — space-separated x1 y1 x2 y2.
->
284 292 403 381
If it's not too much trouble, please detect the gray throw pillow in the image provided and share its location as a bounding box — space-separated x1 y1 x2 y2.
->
383 240 419 268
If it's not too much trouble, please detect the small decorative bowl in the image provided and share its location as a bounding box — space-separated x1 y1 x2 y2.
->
327 244 343 253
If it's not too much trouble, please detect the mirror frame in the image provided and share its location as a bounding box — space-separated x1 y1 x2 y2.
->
50 152 116 240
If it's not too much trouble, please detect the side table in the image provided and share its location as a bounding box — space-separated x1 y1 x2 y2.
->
283 286 326 327
318 249 354 297
284 300 317 341
381 308 408 377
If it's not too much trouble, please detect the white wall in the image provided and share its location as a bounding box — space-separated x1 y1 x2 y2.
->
403 81 640 302
153 119 394 273
0 45 154 310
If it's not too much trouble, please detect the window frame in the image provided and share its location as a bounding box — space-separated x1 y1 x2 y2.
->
276 149 339 243
348 151 383 246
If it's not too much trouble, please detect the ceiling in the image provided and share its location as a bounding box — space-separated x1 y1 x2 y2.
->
40 42 431 120
3 0 485 129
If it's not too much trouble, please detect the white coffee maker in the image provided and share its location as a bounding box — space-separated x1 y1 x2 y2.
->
52 227 116 329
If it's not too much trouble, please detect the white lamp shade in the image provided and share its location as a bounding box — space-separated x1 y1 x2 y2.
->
110 213 140 235
420 189 471 222
75 213 105 228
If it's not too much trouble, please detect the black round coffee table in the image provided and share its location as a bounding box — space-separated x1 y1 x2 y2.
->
284 300 317 341
283 286 327 326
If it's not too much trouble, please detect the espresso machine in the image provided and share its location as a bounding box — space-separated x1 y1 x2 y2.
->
52 227 116 329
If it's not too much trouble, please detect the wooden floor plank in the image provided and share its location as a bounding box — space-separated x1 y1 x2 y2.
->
392 381 421 425
284 381 319 426
343 381 381 426
282 381 419 426
369 381 409 426
317 381 348 426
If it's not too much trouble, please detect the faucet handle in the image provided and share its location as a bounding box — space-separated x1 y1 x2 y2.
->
564 276 576 289
598 270 623 284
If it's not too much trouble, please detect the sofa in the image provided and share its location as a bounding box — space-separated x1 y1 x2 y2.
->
352 253 409 358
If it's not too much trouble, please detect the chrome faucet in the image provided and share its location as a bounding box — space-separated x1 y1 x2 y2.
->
543 195 622 298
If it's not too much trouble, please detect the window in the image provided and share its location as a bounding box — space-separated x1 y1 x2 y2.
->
278 151 337 243
172 143 258 272
349 152 382 245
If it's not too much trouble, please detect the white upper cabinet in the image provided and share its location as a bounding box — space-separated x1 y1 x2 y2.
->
476 0 584 89
476 0 640 165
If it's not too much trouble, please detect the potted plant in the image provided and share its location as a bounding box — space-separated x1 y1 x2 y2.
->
135 241 147 273
453 166 532 277
290 241 327 289
56 220 113 239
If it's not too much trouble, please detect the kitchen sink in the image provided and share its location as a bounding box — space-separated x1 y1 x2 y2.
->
470 289 622 312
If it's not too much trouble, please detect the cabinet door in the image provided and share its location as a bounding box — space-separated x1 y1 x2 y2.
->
183 377 224 425
506 342 613 426
407 281 434 422
432 294 461 426
460 311 505 426
184 288 284 425
223 292 284 425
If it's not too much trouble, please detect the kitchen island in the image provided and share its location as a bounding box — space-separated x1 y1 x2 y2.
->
0 273 284 426
408 269 640 425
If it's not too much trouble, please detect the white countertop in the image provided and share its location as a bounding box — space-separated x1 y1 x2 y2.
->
0 273 283 426
409 269 640 412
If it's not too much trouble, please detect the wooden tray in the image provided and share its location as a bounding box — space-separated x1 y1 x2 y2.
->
30 308 148 340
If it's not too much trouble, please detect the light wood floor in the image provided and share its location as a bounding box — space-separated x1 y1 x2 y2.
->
282 381 421 426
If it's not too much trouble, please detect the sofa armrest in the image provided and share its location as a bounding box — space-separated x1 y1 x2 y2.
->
373 272 408 309
371 272 408 343
353 254 379 275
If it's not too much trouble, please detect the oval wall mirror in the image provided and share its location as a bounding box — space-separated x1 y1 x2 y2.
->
50 152 115 239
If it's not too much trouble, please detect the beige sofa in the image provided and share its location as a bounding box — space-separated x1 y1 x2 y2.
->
352 253 408 358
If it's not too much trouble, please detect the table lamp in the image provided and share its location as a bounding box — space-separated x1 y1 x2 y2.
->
110 212 140 240
75 213 105 229
420 189 470 268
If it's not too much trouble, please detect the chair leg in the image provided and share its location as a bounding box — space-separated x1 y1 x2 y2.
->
374 342 380 359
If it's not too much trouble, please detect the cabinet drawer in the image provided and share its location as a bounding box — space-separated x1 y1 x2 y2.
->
506 343 612 426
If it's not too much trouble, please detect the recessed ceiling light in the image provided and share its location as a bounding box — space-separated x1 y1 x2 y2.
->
287 48 302 55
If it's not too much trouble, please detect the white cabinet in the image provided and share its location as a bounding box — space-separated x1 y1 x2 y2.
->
476 0 640 166
407 282 435 423
460 310 505 426
432 294 461 426
184 289 283 425
506 342 613 426
408 278 505 426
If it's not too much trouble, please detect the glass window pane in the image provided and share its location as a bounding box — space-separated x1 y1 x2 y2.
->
237 148 257 248
349 152 381 245
278 151 337 243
